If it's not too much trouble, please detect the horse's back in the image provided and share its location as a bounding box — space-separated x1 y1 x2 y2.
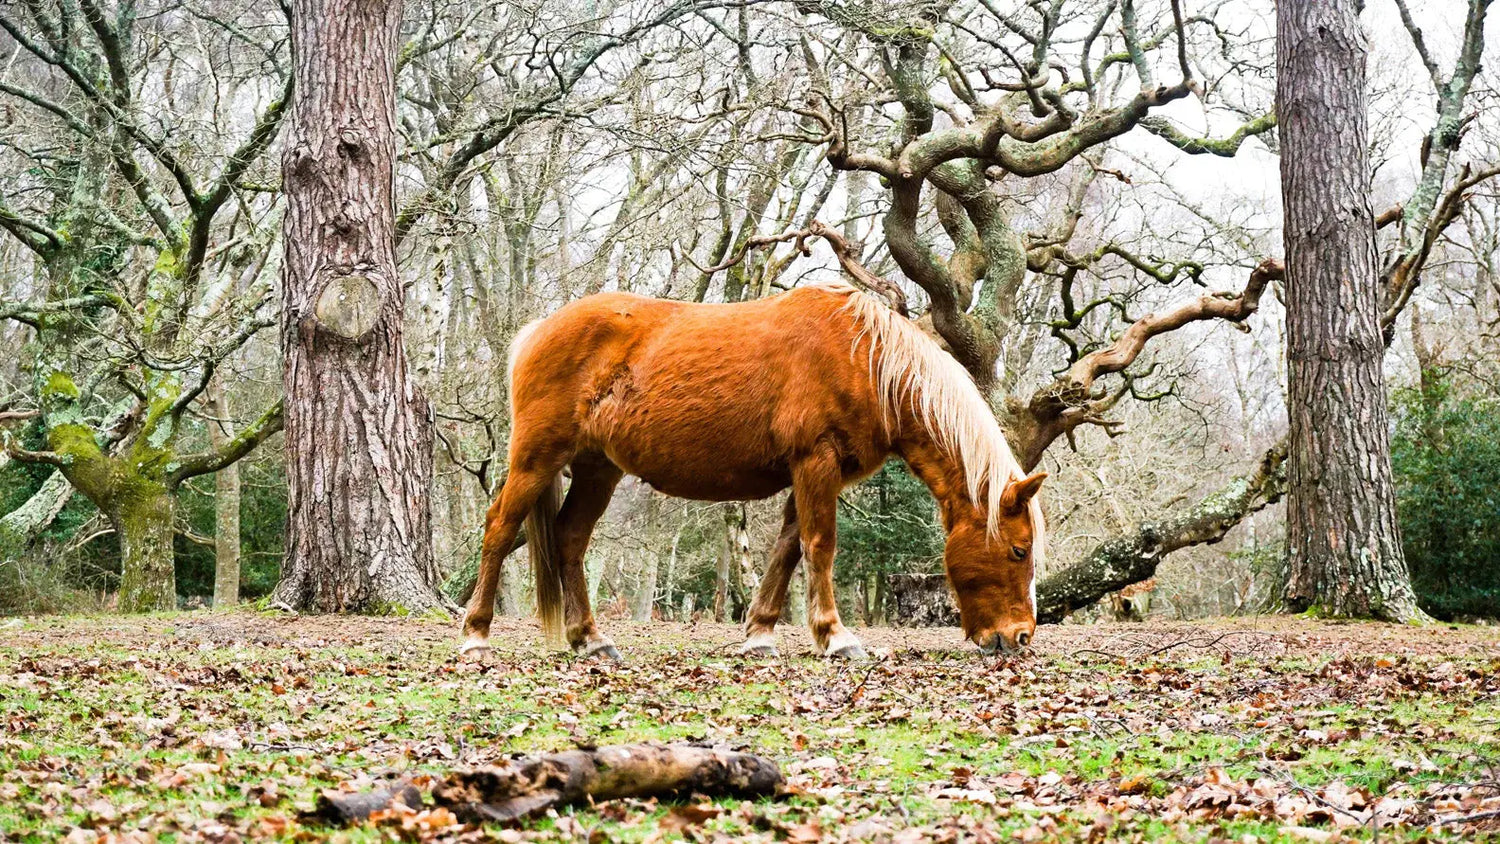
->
508 286 885 499
511 286 856 392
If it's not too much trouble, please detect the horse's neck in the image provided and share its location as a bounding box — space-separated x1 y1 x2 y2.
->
893 425 971 531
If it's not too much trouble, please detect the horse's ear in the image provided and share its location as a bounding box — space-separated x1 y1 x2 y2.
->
1001 472 1047 513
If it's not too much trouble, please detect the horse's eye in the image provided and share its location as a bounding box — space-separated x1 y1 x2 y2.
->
1011 545 1028 561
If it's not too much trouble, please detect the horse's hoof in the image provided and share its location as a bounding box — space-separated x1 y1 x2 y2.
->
825 630 868 660
740 633 779 657
458 636 492 657
582 641 624 663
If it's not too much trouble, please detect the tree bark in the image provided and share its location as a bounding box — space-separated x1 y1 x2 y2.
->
209 385 241 608
273 0 447 613
1277 0 1424 622
114 484 176 613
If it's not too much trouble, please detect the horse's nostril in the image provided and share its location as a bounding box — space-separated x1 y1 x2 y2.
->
1016 631 1031 648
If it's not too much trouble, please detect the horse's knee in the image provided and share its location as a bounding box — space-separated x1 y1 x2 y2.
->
801 533 836 565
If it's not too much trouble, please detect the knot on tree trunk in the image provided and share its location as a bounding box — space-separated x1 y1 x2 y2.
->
314 273 382 339
337 127 369 162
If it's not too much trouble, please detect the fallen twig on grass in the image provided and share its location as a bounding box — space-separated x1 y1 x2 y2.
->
306 743 783 827
1071 630 1282 662
1438 808 1500 825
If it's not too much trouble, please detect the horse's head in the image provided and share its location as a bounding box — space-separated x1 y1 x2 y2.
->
943 471 1047 655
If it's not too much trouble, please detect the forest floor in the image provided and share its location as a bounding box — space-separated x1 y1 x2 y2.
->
1 612 1498 843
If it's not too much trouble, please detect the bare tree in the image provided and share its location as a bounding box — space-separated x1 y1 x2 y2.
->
0 0 287 610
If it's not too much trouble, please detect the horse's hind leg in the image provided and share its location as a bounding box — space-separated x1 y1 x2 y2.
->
555 455 625 659
793 446 866 659
461 455 570 654
741 495 800 657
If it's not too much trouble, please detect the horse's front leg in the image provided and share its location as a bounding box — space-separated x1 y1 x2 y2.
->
556 456 626 660
741 495 800 657
793 449 866 659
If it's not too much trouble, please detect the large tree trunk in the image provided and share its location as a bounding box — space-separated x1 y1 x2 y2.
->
1277 0 1424 621
114 485 176 613
273 0 446 613
209 386 240 608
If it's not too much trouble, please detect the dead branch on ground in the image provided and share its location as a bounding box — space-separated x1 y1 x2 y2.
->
308 742 784 826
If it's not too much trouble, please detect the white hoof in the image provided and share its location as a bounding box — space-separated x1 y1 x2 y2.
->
459 636 492 657
579 638 623 662
739 632 779 657
825 630 868 660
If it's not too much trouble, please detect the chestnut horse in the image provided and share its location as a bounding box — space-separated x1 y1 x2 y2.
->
460 282 1046 660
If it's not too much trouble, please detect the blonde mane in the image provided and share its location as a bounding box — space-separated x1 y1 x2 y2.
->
836 284 1047 565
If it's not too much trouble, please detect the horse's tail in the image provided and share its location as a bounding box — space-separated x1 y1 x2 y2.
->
527 472 567 648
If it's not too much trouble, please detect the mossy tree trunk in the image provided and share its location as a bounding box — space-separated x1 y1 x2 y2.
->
114 480 177 613
6 372 284 613
33 424 179 614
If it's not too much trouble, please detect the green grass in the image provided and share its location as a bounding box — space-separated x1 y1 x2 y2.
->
1 612 1496 841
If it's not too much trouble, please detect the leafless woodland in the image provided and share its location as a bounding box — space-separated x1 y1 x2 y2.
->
1 0 1496 623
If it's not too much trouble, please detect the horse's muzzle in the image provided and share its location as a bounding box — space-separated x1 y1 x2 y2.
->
975 629 1032 655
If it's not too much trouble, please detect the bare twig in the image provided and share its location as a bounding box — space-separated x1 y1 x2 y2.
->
691 220 910 315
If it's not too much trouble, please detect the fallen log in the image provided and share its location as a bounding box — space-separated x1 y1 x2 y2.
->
308 743 783 826
309 779 423 824
437 743 783 823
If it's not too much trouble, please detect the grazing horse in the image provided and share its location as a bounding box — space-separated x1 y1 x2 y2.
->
460 282 1047 660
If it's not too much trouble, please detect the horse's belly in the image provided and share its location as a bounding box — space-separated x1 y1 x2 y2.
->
598 413 792 502
582 384 792 501
632 465 791 502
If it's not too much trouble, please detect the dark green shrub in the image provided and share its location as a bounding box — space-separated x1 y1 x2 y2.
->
835 460 945 623
1391 373 1500 620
